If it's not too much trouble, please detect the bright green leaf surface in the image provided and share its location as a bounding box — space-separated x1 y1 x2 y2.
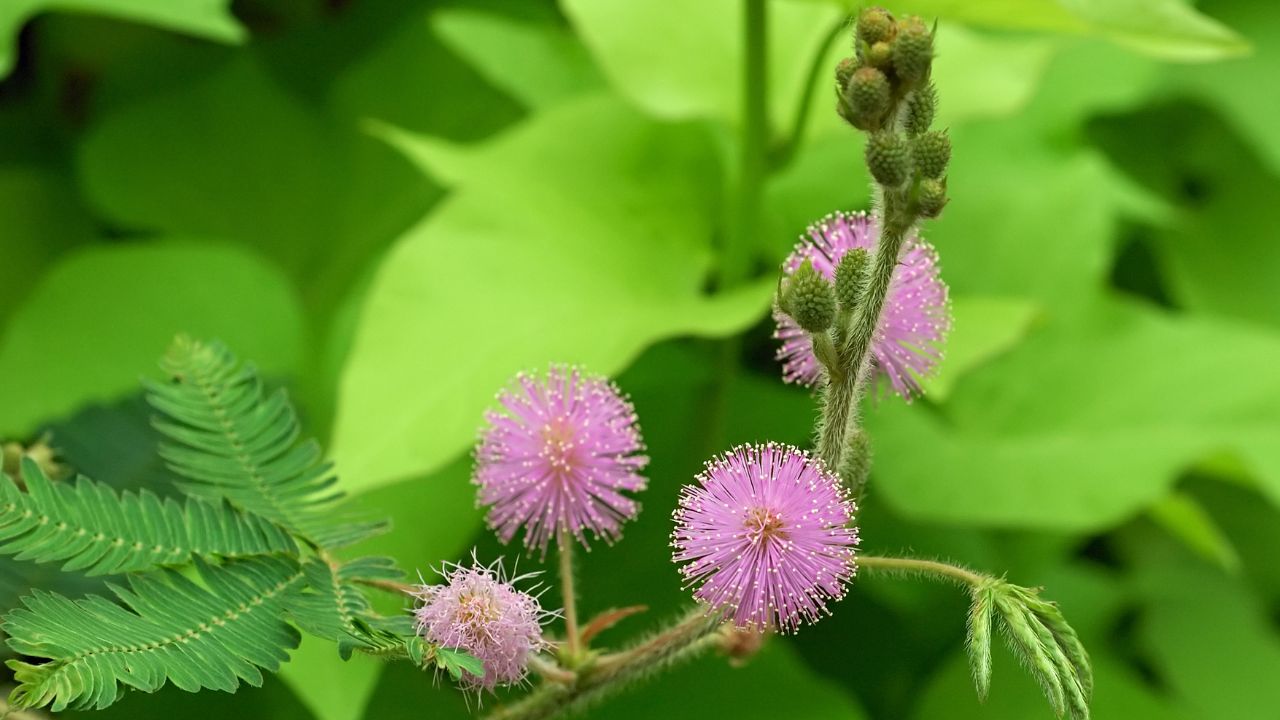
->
279 637 383 720
808 0 1247 60
921 296 1041 401
871 299 1280 528
0 242 302 437
333 95 772 492
0 0 244 78
561 0 840 128
1147 490 1240 572
431 9 605 109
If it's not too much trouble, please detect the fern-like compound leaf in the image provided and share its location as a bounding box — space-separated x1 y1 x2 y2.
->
285 556 410 659
145 337 385 548
0 457 296 576
2 556 304 711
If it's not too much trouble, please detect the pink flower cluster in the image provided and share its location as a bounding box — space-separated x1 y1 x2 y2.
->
671 443 859 633
774 211 950 398
412 557 552 690
474 365 649 554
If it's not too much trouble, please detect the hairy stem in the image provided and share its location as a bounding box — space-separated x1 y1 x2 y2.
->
558 529 581 659
816 191 912 470
858 554 987 588
485 609 721 720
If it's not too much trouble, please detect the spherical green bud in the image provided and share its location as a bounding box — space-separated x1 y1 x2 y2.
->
857 7 895 45
917 178 948 218
835 57 858 92
834 248 869 310
866 41 893 69
903 83 937 136
912 130 951 179
865 131 911 187
892 17 933 85
783 259 836 333
841 66 890 131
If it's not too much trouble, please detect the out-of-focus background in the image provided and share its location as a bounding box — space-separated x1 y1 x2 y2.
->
1 0 1278 718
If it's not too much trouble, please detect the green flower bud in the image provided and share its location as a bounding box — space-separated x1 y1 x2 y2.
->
783 259 836 333
866 41 893 69
835 57 858 92
834 248 869 311
912 130 951 179
857 7 895 45
903 83 937 135
865 131 911 187
892 17 933 85
840 66 890 131
917 177 948 218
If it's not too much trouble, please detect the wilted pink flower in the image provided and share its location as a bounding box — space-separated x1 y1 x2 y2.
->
412 557 553 690
774 211 950 397
671 443 858 633
475 365 648 553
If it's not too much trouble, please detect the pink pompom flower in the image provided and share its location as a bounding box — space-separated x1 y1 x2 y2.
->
475 365 649 554
412 556 553 690
773 210 950 398
671 443 859 633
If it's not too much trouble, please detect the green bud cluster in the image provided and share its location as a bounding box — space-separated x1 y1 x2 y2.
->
779 259 836 333
834 8 953 219
834 249 869 311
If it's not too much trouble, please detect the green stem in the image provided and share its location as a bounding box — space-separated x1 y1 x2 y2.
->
816 191 912 470
557 529 581 660
776 16 847 168
858 554 988 588
701 0 770 455
485 609 721 720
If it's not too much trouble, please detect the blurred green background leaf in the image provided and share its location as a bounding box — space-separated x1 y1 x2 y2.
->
3 0 1278 718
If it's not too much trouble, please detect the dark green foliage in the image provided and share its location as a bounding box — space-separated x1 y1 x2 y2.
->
0 457 296 575
4 557 304 711
146 337 385 549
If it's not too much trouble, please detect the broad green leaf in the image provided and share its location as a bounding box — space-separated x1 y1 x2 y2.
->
0 166 95 332
1089 102 1280 331
1147 490 1240 572
808 0 1247 60
0 0 244 78
560 0 841 128
1165 0 1280 173
927 121 1117 319
921 296 1042 401
0 242 302 438
870 299 1280 528
1130 532 1280 720
77 58 435 307
1059 0 1248 60
332 95 773 492
431 9 605 109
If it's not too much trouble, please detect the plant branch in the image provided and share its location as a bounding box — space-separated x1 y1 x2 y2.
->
858 554 988 588
484 608 722 720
